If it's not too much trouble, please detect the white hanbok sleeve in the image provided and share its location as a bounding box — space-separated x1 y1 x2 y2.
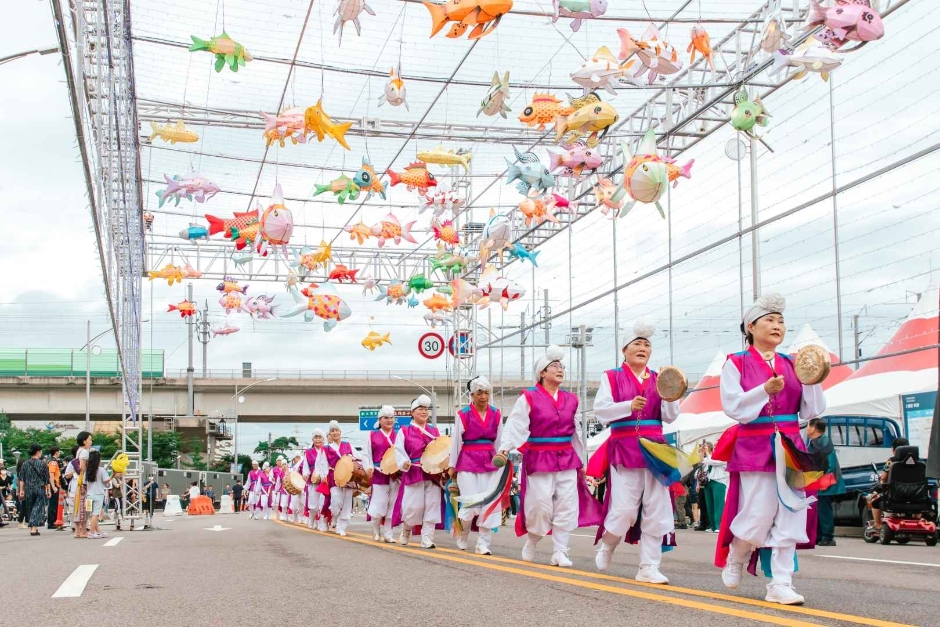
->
800 383 826 421
361 435 374 471
349 443 363 461
314 450 328 478
593 375 632 425
497 395 531 452
394 430 409 467
719 360 770 424
661 400 680 424
450 415 464 465
572 408 585 462
300 456 311 480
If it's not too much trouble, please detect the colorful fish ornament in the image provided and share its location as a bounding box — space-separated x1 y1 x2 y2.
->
423 0 513 40
612 128 693 219
167 300 197 318
313 174 360 204
217 276 248 295
304 99 353 150
453 265 525 311
617 25 683 84
804 0 884 52
291 241 333 275
421 185 464 219
688 25 714 70
204 209 258 242
430 244 469 275
370 213 417 247
219 293 250 315
387 162 438 195
519 93 573 131
149 121 199 144
353 157 386 200
478 71 511 118
417 145 472 172
407 274 436 294
507 243 540 267
256 185 294 256
407 294 420 309
378 65 409 111
518 194 567 227
189 32 252 72
546 141 604 178
328 264 360 283
334 0 375 45
478 210 513 263
181 264 202 279
362 331 392 351
760 2 791 53
344 220 374 245
157 171 220 207
730 87 771 139
283 283 352 331
148 264 185 286
179 224 209 241
593 177 625 219
361 274 380 295
262 106 307 147
424 311 448 328
554 100 619 146
423 292 455 313
374 279 409 306
552 0 607 32
770 38 843 81
505 146 555 196
432 219 461 247
569 46 637 96
245 295 278 320
212 323 241 337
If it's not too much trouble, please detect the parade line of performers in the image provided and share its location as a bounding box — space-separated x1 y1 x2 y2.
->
245 294 826 607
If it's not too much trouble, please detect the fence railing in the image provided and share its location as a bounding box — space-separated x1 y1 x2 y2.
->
0 348 164 378
163 368 608 382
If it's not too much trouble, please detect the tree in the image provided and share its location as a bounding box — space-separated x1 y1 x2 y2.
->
219 453 254 480
2 421 62 467
253 436 299 465
147 431 183 469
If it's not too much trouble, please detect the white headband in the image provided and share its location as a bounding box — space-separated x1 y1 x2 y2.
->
328 420 341 431
312 428 325 438
469 376 492 393
378 404 395 418
624 319 656 347
262 462 270 469
534 345 565 383
411 394 431 411
743 293 786 327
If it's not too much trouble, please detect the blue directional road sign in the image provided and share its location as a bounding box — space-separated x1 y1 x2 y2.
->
359 406 412 431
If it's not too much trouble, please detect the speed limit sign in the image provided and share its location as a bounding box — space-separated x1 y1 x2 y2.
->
418 332 445 359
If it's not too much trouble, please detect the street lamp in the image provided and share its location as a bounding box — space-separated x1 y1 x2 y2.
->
392 375 438 427
80 319 148 431
229 377 277 473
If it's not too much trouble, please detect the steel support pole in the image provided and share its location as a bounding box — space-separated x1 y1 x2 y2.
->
186 283 195 416
829 75 844 357
579 325 589 464
85 320 91 431
750 135 761 299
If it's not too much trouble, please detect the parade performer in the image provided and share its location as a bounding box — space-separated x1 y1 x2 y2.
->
301 429 327 530
362 405 400 543
498 346 601 567
449 376 502 555
288 455 304 524
314 421 361 536
261 461 275 520
272 457 289 521
246 460 263 519
716 293 825 606
393 395 445 549
592 321 680 584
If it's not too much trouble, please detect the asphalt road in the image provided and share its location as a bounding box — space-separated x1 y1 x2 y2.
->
2 512 938 627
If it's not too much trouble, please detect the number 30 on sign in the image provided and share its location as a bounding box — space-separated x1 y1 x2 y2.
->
418 332 445 359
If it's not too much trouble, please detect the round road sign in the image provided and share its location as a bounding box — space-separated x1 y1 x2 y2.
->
418 332 445 359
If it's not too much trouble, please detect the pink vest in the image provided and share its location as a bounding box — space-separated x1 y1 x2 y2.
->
520 385 581 474
304 447 320 484
725 346 805 472
248 468 262 489
400 424 440 486
260 470 273 488
369 429 397 486
273 466 287 494
456 405 500 473
605 365 666 469
324 441 353 488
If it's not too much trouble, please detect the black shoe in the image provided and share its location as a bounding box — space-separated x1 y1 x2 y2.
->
675 524 689 530
693 525 707 531
817 539 837 546
30 531 40 536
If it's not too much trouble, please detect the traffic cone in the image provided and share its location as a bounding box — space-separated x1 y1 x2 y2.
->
55 492 64 527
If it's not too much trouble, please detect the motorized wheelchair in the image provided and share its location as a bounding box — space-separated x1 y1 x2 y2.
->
863 445 938 546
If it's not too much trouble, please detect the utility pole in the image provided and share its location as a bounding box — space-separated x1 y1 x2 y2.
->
570 325 593 464
186 282 195 416
197 301 210 377
267 432 273 465
520 311 526 380
542 289 551 346
853 314 861 360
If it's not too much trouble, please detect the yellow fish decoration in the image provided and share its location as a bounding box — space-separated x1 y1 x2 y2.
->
361 330 392 351
416 144 473 172
304 99 353 150
148 263 185 286
149 121 200 144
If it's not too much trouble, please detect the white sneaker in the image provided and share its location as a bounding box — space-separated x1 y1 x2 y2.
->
765 583 805 605
455 530 470 551
337 530 347 537
383 532 395 543
521 539 537 562
595 542 615 571
475 538 492 555
420 532 436 549
400 527 411 546
722 562 743 589
551 551 573 568
371 523 382 542
636 565 669 584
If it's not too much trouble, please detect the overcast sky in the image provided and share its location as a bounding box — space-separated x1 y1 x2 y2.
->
2 0 937 453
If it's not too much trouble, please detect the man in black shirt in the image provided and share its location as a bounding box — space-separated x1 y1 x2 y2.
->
231 480 244 513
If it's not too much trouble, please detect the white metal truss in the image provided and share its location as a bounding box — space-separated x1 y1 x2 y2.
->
52 0 143 520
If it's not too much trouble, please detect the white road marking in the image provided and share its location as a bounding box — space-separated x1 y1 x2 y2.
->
53 564 99 598
103 537 124 547
815 555 940 568
204 525 230 531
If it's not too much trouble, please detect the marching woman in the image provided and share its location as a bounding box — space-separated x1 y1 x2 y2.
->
260 462 275 520
301 429 327 530
272 457 288 521
362 405 400 543
449 376 502 555
497 346 601 567
592 321 680 584
246 460 263 519
716 293 825 606
288 455 304 524
393 395 445 549
314 421 361 536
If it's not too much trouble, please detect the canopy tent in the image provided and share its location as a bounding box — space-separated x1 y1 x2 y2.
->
823 281 940 420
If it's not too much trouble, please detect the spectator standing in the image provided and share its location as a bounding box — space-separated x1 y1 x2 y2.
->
84 450 113 539
205 485 215 503
15 456 27 528
160 483 171 509
231 480 244 513
223 484 232 497
702 441 729 533
18 444 51 536
693 446 710 531
806 418 844 546
62 445 80 532
46 447 62 530
143 475 159 528
0 465 12 526
73 431 93 539
673 479 689 529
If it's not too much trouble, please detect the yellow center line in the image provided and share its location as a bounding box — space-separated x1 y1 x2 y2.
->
338 530 907 627
273 521 832 627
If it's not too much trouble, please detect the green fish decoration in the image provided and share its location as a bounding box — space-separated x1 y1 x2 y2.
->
406 274 436 294
730 87 771 138
189 32 253 73
313 175 361 204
